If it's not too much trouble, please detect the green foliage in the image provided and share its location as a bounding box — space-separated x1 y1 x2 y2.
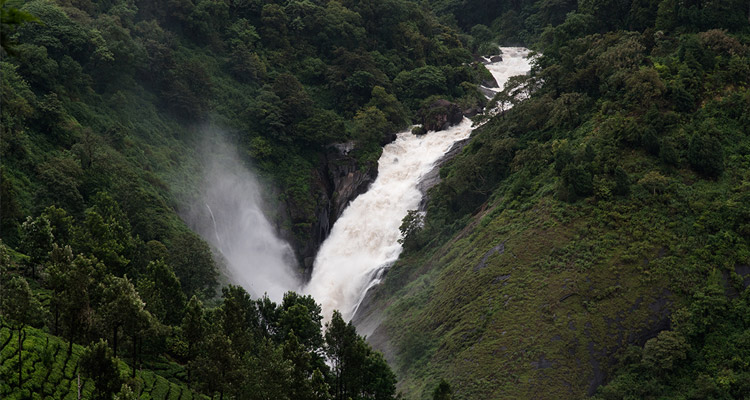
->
168 232 217 299
688 133 724 178
398 210 425 250
325 311 397 400
432 379 453 400
359 2 750 399
80 340 123 400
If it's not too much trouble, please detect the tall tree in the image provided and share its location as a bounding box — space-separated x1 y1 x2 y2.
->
79 339 123 400
0 275 45 387
169 232 217 298
18 214 54 277
97 275 153 372
136 259 186 325
182 295 207 386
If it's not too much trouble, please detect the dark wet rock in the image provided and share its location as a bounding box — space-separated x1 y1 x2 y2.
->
479 85 498 98
412 125 427 136
490 55 503 63
419 99 463 132
481 77 499 88
462 105 483 118
285 142 378 272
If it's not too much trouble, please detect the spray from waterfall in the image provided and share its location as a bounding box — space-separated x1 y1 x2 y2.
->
183 132 301 302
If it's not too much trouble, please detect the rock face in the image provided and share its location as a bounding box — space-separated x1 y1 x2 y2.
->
419 99 464 132
283 141 379 273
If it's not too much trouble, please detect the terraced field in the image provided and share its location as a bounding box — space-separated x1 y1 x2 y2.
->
0 322 203 399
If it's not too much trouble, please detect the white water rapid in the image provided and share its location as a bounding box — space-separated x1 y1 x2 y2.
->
481 47 533 96
305 47 533 321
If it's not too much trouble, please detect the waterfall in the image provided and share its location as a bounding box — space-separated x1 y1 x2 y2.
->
185 136 301 302
186 48 531 315
304 47 533 321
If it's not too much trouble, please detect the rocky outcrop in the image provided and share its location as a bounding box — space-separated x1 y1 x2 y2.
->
284 141 379 273
326 143 378 223
419 99 463 132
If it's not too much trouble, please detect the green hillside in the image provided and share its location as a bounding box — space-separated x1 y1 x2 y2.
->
1 0 479 398
0 318 204 400
360 1 750 398
2 0 750 399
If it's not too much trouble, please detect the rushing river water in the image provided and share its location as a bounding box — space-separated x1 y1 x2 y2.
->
305 47 533 321
190 48 532 314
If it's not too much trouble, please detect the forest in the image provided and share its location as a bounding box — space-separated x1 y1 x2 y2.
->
2 0 750 399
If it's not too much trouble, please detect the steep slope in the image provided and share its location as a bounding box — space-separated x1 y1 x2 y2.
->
358 3 750 398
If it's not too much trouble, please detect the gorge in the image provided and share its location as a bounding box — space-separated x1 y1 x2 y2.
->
186 48 534 319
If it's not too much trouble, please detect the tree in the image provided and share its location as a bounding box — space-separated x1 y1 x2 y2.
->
353 106 389 146
220 285 258 355
282 332 316 400
238 337 294 400
182 295 207 386
191 331 241 399
325 310 396 400
42 205 74 247
137 260 186 325
641 330 688 373
638 171 669 195
0 0 39 54
97 275 150 359
688 133 724 178
433 379 453 400
366 86 409 133
0 275 44 388
278 292 324 352
169 232 217 298
18 214 54 277
79 340 123 400
47 253 97 354
399 210 425 249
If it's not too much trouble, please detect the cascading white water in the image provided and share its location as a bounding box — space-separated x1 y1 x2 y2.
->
187 48 531 313
305 119 474 320
304 47 532 321
481 47 533 96
185 137 301 302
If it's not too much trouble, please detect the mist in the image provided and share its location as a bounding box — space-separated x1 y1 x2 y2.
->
183 131 301 302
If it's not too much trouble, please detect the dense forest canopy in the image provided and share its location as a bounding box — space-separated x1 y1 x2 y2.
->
2 0 750 398
0 0 488 397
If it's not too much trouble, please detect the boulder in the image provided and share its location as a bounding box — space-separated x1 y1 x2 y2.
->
490 55 503 63
419 99 463 132
481 77 499 88
462 105 483 118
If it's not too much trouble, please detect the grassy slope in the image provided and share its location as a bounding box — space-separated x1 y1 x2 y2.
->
0 319 203 399
364 99 750 398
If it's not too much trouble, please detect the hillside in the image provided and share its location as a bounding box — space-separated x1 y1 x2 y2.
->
0 0 488 398
355 1 750 399
2 0 750 399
